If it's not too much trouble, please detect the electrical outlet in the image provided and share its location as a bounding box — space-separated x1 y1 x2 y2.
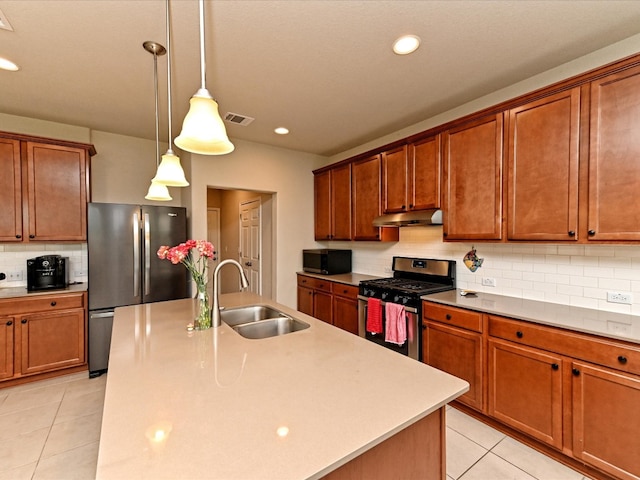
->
74 269 87 277
607 291 632 305
482 277 497 287
8 270 24 281
384 267 392 273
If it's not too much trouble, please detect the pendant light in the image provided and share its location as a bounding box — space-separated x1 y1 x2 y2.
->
152 0 190 187
144 41 172 202
174 0 234 155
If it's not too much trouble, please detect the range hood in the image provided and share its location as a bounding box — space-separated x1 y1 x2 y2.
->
372 209 443 227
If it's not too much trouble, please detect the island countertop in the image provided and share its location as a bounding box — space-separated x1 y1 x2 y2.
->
96 292 468 480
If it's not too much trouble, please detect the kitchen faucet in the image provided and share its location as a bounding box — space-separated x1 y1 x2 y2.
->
212 259 250 327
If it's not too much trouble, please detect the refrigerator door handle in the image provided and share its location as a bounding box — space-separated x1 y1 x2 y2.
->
133 212 140 297
144 212 151 296
90 311 115 319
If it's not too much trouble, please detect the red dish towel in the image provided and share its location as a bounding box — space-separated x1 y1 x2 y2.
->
366 298 383 334
385 302 407 346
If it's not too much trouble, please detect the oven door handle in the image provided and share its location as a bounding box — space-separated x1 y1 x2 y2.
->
358 296 418 314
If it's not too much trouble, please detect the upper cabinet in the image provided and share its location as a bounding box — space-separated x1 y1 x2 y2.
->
443 114 503 241
382 136 441 214
588 65 640 241
507 88 581 241
314 164 351 241
0 132 94 243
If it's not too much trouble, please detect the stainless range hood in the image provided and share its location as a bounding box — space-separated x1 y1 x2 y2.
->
372 209 443 227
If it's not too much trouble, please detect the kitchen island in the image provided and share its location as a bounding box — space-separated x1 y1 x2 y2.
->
96 292 467 479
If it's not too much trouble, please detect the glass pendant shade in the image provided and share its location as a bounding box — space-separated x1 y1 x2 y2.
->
152 150 190 186
174 89 235 155
145 180 172 201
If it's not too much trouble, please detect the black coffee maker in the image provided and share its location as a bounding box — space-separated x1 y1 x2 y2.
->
26 255 68 291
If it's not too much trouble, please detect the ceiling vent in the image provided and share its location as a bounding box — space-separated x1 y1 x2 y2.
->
224 112 254 127
0 8 13 31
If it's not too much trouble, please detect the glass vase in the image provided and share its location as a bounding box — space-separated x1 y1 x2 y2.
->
194 282 212 330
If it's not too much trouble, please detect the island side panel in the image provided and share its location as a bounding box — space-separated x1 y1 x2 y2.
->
320 407 445 480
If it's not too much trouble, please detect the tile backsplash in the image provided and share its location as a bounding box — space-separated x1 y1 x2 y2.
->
329 227 640 316
0 243 88 288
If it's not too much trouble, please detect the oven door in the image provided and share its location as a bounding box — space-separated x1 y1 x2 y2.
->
357 296 420 360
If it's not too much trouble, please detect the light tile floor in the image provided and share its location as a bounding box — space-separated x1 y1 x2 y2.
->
0 373 591 480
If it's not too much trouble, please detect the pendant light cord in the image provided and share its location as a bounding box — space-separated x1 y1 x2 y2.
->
153 51 160 166
166 0 174 149
199 0 206 89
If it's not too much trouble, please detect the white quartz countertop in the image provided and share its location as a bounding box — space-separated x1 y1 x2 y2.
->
423 290 640 345
96 292 468 480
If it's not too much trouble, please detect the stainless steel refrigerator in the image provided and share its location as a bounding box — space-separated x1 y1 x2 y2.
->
88 202 189 376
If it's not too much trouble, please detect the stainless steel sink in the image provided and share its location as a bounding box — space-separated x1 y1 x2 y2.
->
233 317 310 339
220 305 310 339
220 305 288 327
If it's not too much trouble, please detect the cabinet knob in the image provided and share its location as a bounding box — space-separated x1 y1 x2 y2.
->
21 319 27 324
401 205 406 210
50 301 57 307
568 230 575 237
409 204 413 209
443 232 448 237
343 289 347 294
29 234 35 239
618 355 628 364
551 363 559 370
572 368 580 376
588 229 596 236
5 320 12 326
15 234 21 239
516 331 523 338
445 314 452 320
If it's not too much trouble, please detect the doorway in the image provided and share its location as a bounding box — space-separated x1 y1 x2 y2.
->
240 198 261 295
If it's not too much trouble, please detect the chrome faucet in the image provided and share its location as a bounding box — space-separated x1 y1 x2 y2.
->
212 259 249 327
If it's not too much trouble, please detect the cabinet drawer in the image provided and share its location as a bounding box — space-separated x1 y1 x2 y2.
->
331 283 358 299
297 275 332 293
0 292 85 316
423 302 482 333
488 315 640 376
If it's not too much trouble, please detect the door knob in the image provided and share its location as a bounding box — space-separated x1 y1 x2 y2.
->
245 262 252 267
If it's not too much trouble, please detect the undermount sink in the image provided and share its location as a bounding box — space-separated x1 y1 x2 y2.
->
220 305 310 339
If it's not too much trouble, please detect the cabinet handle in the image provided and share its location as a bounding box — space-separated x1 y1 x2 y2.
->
445 314 451 320
5 320 12 326
443 232 448 237
409 204 413 209
29 234 35 239
15 234 21 239
551 363 559 370
568 230 575 237
618 355 628 365
588 229 596 236
343 289 348 294
50 301 57 307
401 205 406 210
516 331 523 338
21 319 27 324
572 368 580 376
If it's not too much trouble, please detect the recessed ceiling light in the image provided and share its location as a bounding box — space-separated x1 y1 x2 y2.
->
0 57 19 71
393 35 421 55
274 127 289 135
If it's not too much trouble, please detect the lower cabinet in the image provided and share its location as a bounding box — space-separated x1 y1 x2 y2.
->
0 291 87 386
297 274 359 334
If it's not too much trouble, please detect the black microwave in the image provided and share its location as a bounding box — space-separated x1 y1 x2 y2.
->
303 249 352 275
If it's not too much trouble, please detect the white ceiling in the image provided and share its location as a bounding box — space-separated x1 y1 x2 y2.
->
2 1 640 156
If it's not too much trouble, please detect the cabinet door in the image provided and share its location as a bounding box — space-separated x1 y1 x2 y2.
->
331 163 352 240
507 88 580 241
297 285 314 317
410 135 441 211
424 321 483 411
572 361 640 479
314 170 332 240
382 145 409 213
25 142 88 241
0 317 14 380
0 138 23 242
18 309 85 375
488 338 563 449
443 114 503 240
313 291 333 324
589 65 640 241
333 295 358 334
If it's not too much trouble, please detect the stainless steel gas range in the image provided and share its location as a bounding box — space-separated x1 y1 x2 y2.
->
358 257 456 361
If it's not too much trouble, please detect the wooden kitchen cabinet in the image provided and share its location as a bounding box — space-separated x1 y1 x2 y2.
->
352 154 399 242
422 302 483 411
382 136 441 214
588 64 640 241
0 291 87 387
331 283 359 335
443 114 503 241
507 88 581 241
296 274 332 324
571 361 640 480
314 164 352 241
0 132 94 243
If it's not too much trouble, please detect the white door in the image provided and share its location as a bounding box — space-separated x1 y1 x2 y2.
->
207 208 221 281
239 199 261 294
